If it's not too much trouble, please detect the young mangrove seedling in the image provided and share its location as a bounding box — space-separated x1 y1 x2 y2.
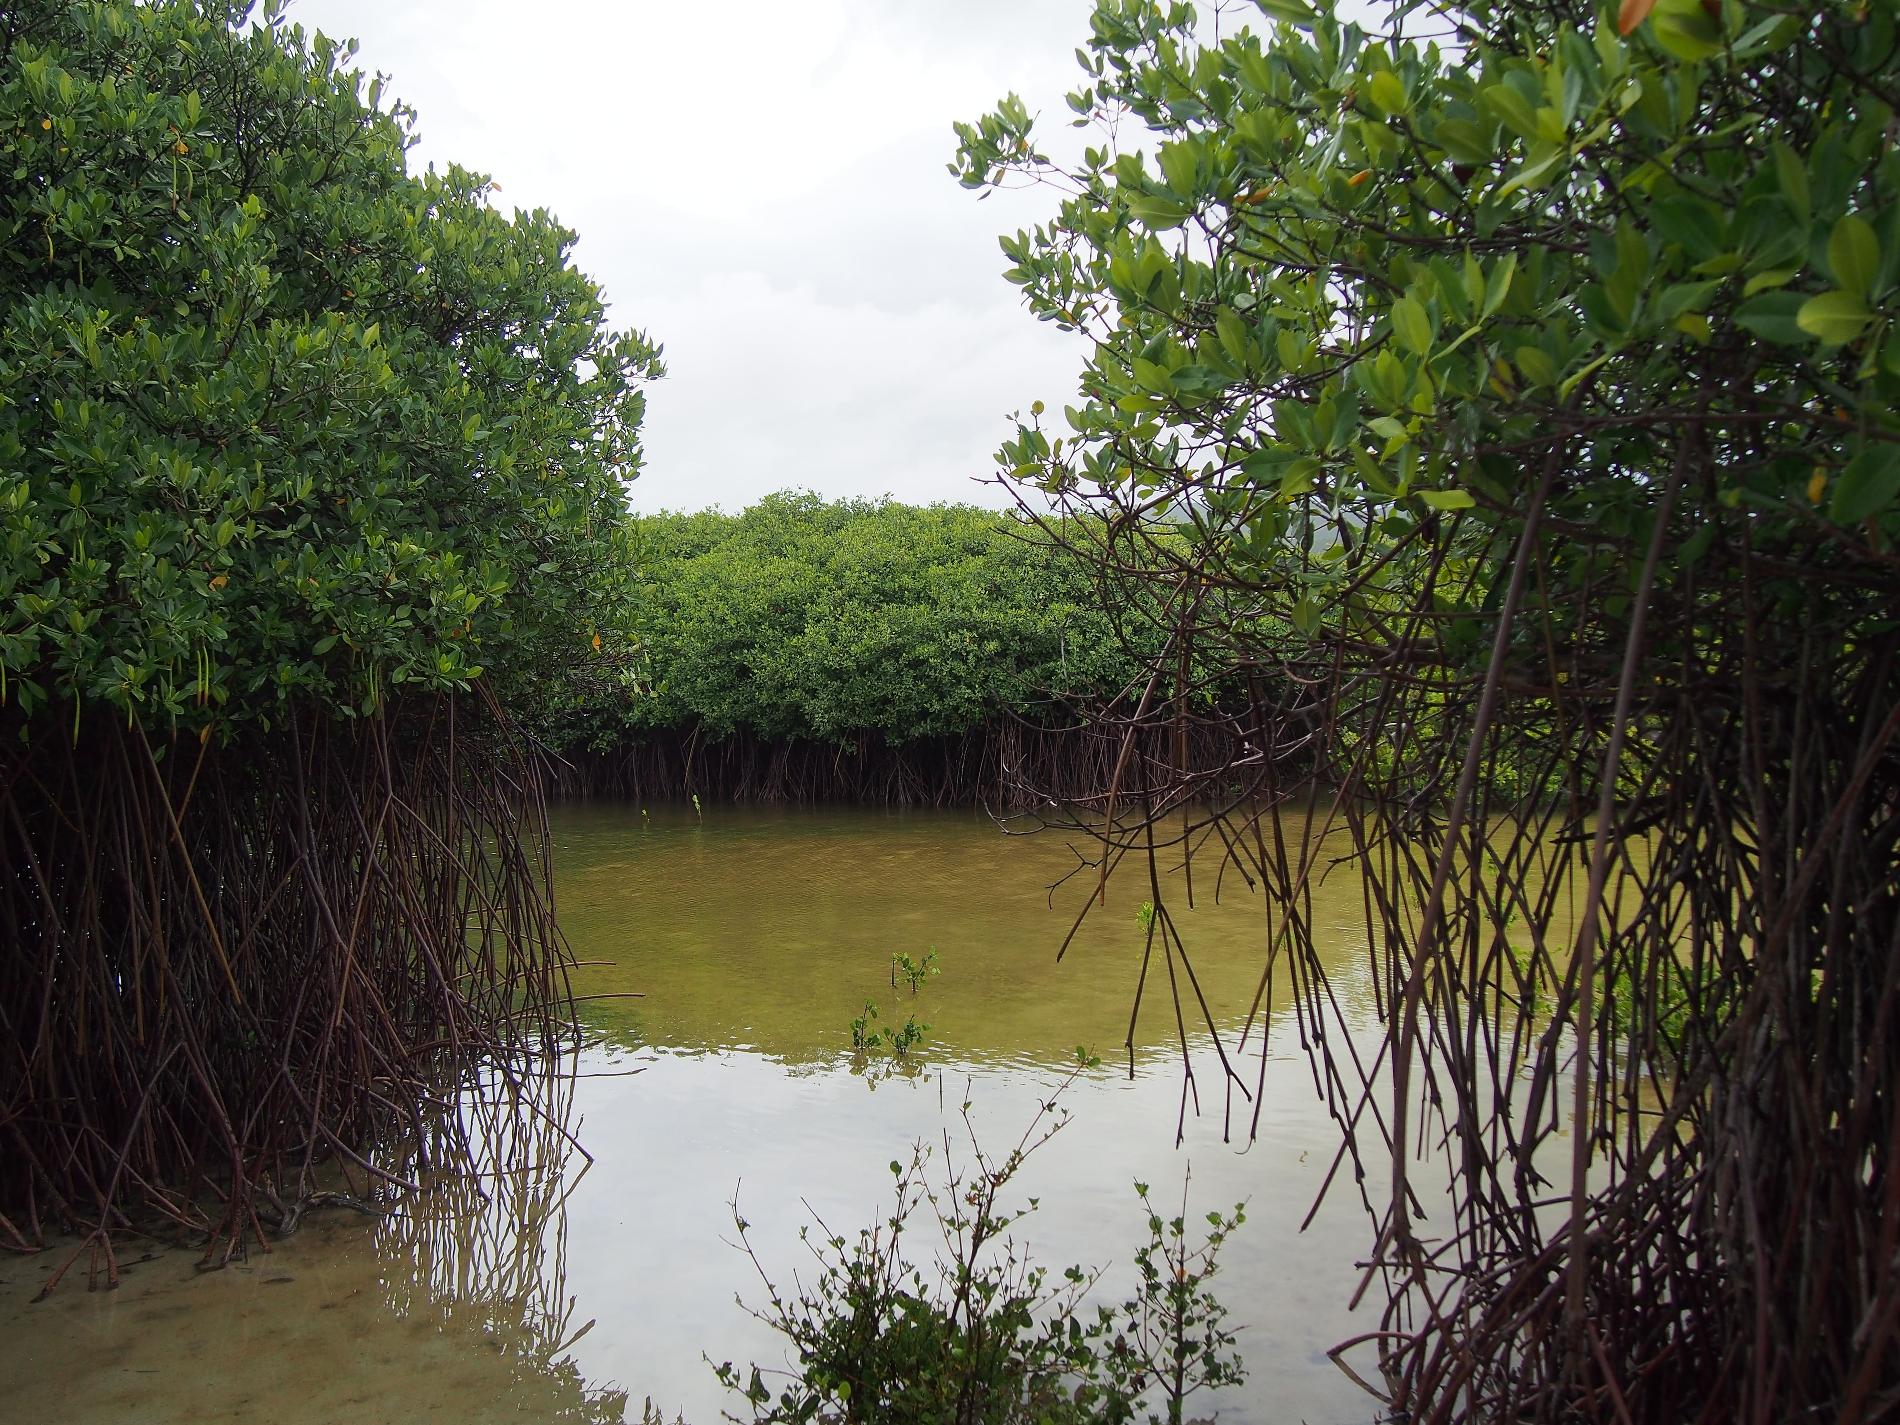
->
887 1012 928 1058
851 952 939 1073
888 947 939 995
849 1000 883 1053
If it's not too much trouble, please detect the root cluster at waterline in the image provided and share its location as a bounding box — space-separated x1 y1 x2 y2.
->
0 701 577 1273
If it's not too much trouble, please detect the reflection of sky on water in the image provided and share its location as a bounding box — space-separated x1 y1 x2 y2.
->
1 806 1394 1425
552 1044 1385 1425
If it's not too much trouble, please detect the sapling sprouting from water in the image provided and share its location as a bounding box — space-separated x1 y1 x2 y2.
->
849 951 940 1069
849 1000 883 1053
889 947 939 994
849 999 928 1063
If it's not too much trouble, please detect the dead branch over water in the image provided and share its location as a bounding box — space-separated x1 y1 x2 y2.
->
0 696 579 1273
1013 481 1900 1420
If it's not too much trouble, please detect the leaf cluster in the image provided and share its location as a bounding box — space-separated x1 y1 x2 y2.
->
0 0 660 732
953 0 1900 678
550 494 1159 750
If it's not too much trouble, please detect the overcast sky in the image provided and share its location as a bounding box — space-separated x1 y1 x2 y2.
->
283 0 1100 514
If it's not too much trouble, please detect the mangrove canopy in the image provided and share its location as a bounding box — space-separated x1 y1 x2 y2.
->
541 495 1240 806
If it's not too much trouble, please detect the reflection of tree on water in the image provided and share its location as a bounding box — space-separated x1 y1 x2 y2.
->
372 1056 630 1425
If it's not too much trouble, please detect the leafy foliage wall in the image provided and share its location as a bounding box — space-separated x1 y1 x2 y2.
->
1 0 659 731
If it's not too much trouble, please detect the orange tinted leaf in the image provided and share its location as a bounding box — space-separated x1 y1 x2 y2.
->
1617 0 1655 35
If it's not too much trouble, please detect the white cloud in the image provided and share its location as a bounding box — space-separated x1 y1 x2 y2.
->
284 0 1099 511
630 271 1074 513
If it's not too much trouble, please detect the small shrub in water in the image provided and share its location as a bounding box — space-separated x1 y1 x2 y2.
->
715 1081 1245 1424
849 1001 883 1053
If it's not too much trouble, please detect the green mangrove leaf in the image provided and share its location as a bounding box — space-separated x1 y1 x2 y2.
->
1827 214 1881 300
1830 444 1900 524
1733 292 1809 345
1797 290 1874 345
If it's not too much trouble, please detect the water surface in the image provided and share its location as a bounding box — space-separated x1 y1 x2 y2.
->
1 805 1394 1424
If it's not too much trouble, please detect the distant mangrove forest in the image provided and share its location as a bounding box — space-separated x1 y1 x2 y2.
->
533 494 1241 807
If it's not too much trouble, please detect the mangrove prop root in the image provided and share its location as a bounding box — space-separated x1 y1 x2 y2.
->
542 717 1253 810
0 696 578 1273
1010 489 1900 1421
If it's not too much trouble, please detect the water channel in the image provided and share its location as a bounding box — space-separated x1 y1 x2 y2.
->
1 804 1396 1424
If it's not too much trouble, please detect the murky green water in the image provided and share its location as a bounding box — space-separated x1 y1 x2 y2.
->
1 805 1393 1424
